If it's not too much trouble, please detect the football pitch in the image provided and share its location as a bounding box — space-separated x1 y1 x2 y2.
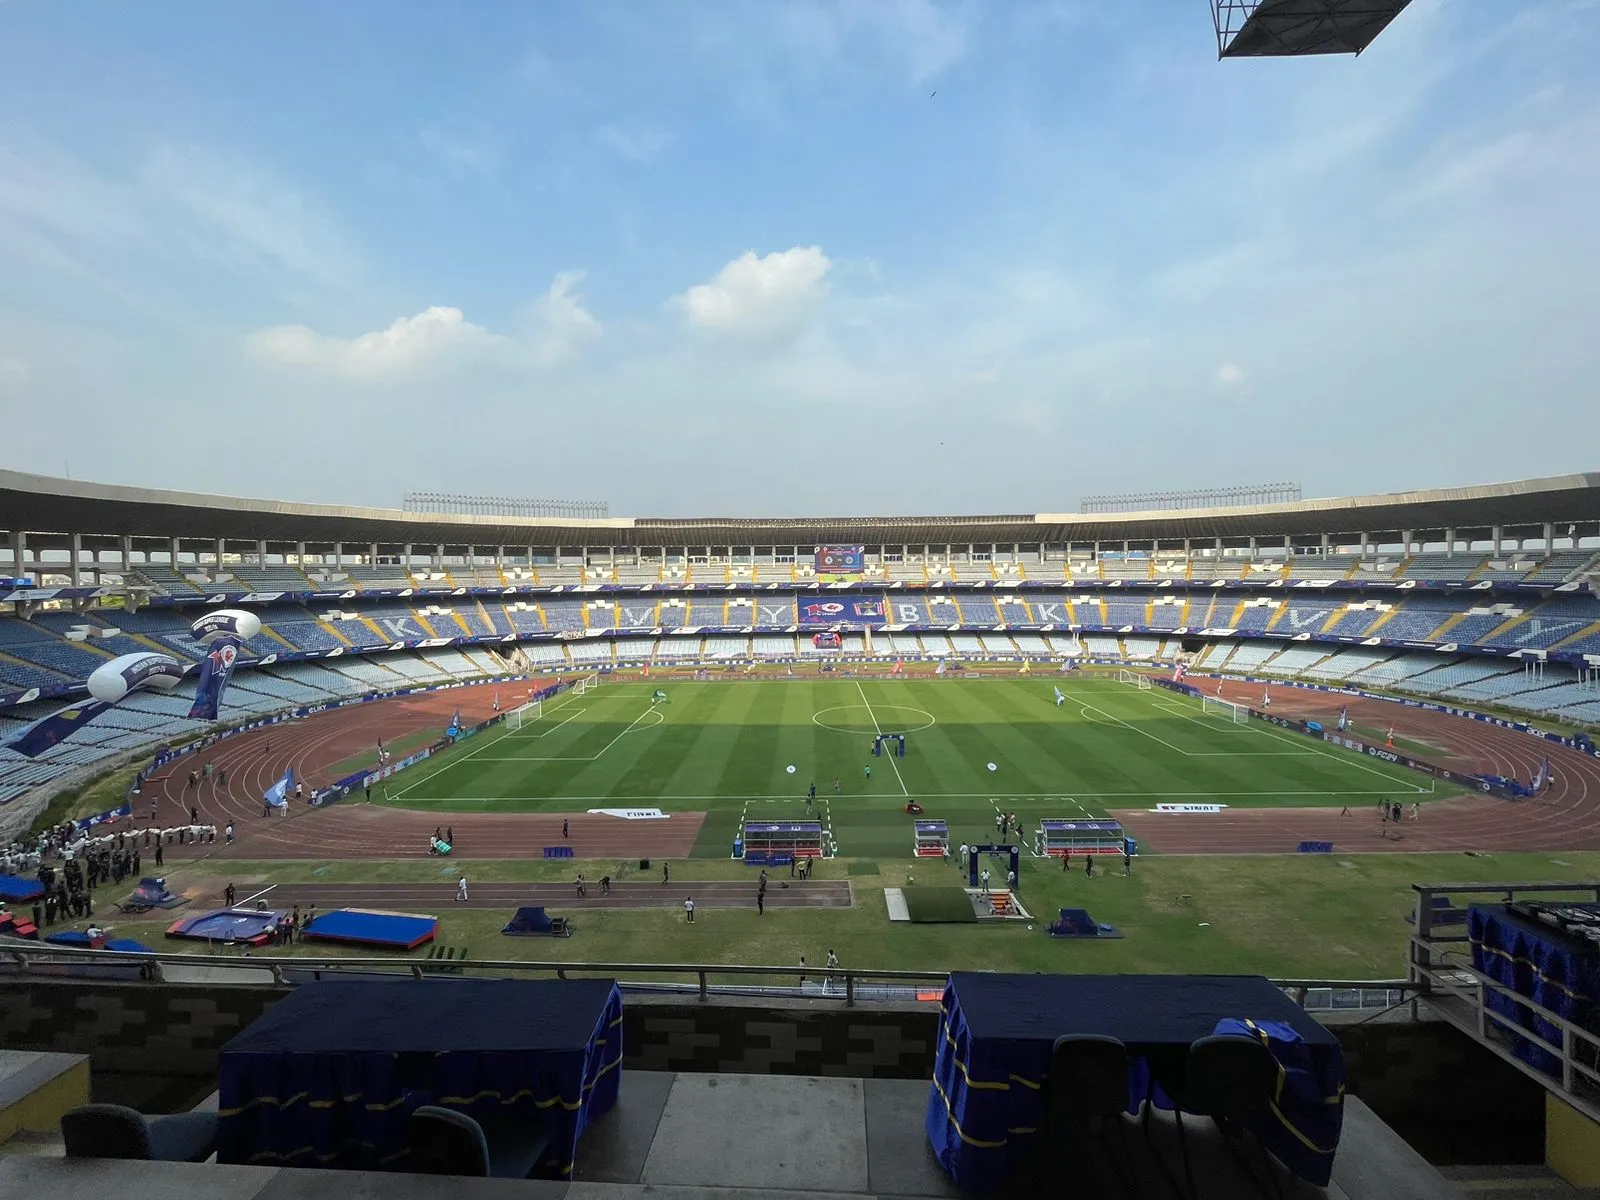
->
378 674 1437 858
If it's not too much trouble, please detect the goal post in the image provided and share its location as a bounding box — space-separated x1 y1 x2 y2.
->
506 698 541 731
1117 669 1153 691
571 672 600 696
1202 695 1250 724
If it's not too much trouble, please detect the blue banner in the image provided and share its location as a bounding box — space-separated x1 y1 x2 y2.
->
798 597 885 625
188 638 241 720
3 700 113 758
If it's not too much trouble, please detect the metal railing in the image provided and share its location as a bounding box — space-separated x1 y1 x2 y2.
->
1408 881 1600 1121
0 939 1415 1013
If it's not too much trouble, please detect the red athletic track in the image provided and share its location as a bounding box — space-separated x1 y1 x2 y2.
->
1110 677 1600 855
140 680 704 862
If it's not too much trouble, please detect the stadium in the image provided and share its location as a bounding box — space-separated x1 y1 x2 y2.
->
7 2 1600 1197
4 465 1600 1188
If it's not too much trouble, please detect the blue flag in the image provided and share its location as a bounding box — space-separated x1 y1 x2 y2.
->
446 709 461 738
264 768 293 809
3 701 112 758
188 639 241 721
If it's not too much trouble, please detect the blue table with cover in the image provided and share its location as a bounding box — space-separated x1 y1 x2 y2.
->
1468 903 1600 1074
926 973 1345 1192
218 978 622 1177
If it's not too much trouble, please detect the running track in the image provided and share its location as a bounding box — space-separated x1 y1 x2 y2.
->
137 674 1600 861
1111 677 1600 855
252 879 852 912
142 680 704 863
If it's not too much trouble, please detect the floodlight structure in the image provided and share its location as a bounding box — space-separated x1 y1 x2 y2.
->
1211 0 1413 59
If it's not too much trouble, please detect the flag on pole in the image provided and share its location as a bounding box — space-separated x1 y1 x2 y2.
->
1337 705 1349 732
1262 689 1271 709
264 768 293 809
1173 663 1187 682
1386 725 1395 747
493 692 500 712
1533 757 1551 792
892 659 904 675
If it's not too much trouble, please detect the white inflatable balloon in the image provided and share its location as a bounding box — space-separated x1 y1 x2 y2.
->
786 764 796 774
192 608 262 643
986 762 998 772
87 652 184 704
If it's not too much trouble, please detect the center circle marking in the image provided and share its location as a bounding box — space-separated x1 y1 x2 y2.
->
811 705 937 735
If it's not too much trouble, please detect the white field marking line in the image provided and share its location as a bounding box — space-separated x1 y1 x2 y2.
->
386 717 521 799
1075 702 1192 756
855 679 910 796
1232 710 1433 792
476 706 665 762
504 708 586 740
392 786 1414 804
239 883 276 907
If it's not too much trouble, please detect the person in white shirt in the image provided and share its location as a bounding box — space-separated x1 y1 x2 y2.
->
825 949 839 991
456 874 468 902
684 896 695 923
979 868 991 895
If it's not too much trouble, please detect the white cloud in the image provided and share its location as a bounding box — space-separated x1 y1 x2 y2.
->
1216 362 1245 385
523 271 602 366
140 144 359 290
247 306 501 379
0 356 27 386
596 123 673 162
244 274 600 379
676 247 832 339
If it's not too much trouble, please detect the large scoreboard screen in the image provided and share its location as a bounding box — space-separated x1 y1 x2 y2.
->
814 545 865 580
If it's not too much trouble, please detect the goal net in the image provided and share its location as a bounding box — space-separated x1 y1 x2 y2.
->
572 672 600 696
506 698 541 731
1117 669 1152 691
1202 695 1250 724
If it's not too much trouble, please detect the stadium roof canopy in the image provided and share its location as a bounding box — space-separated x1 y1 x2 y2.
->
2 469 1599 550
1212 0 1413 58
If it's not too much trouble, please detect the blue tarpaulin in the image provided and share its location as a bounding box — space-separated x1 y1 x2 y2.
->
0 874 45 902
301 908 437 950
217 979 622 1178
925 973 1345 1190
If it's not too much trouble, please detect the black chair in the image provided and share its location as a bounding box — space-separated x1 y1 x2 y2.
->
408 1105 550 1179
60 1103 219 1163
1147 1035 1282 1200
1041 1035 1137 1197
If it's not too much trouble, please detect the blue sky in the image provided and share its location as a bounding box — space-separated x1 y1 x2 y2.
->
1 0 1596 516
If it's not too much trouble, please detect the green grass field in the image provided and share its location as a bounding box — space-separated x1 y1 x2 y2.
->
117 851 1600 981
375 674 1440 860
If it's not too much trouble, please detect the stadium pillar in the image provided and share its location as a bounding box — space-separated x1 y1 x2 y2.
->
169 536 180 568
434 543 444 571
1359 531 1369 558
1445 528 1456 556
215 538 224 571
333 542 343 570
296 541 306 567
1402 529 1413 554
1492 526 1503 554
119 535 131 574
68 533 81 587
1320 533 1330 553
1544 523 1555 551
